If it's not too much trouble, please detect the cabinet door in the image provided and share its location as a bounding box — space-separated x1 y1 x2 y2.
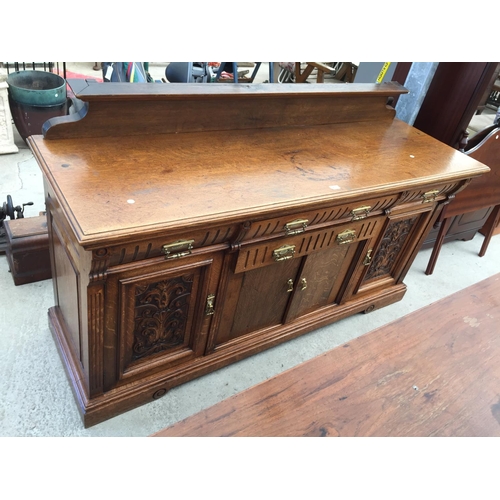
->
355 207 435 297
105 252 221 387
284 243 356 322
214 256 303 346
285 236 373 322
208 216 384 351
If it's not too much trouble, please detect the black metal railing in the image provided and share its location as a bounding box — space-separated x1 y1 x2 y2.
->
3 62 66 79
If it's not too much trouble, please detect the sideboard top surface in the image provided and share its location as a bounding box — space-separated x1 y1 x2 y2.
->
28 83 489 247
29 120 488 246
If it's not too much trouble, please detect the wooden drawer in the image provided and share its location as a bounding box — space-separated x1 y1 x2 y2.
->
104 223 238 267
241 195 400 244
398 182 461 206
235 215 385 274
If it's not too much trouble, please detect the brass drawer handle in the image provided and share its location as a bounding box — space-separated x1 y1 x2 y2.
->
161 239 194 259
284 218 308 235
350 205 371 221
422 189 439 203
273 244 296 262
336 229 357 245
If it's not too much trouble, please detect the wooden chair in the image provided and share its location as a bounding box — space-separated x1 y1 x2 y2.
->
425 125 500 275
295 62 334 83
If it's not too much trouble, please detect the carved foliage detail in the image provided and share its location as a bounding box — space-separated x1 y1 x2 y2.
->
365 217 417 280
132 275 194 360
90 248 109 282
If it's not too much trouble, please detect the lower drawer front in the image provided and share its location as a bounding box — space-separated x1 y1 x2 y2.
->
235 216 384 274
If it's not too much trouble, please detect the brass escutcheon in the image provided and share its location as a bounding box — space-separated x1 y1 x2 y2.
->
273 244 296 262
284 218 309 235
287 279 294 293
205 294 215 316
161 239 194 259
363 249 373 266
336 229 357 245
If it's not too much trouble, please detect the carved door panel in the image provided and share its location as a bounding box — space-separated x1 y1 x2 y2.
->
354 207 435 298
107 253 221 387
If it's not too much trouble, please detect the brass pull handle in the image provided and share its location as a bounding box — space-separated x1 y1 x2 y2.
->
162 239 194 259
300 278 307 290
422 189 439 203
336 229 357 245
351 205 371 221
363 249 373 266
284 218 309 235
287 279 294 293
273 244 296 262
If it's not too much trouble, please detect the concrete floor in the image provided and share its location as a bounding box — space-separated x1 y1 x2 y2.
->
1 63 499 436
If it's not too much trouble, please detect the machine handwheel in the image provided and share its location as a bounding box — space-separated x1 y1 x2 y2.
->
6 195 15 219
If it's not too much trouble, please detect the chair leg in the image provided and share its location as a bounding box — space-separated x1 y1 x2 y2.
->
295 63 314 83
479 204 500 257
425 217 452 275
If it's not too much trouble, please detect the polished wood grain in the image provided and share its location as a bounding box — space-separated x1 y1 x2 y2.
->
29 83 490 426
154 273 500 437
40 82 407 140
29 119 488 249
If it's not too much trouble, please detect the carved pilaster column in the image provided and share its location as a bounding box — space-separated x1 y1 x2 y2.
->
87 247 109 397
0 79 19 154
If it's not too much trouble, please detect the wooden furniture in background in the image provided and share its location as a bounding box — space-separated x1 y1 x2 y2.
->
418 63 500 251
413 62 499 150
295 62 335 83
4 215 51 285
154 273 500 437
28 82 488 427
425 125 500 275
330 62 358 83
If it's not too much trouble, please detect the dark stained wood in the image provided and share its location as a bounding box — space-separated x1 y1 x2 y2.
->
28 83 489 427
387 62 412 108
4 215 51 285
425 126 500 274
154 273 500 437
42 82 407 140
413 62 498 149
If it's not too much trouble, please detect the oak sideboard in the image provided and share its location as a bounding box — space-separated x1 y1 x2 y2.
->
28 81 489 427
